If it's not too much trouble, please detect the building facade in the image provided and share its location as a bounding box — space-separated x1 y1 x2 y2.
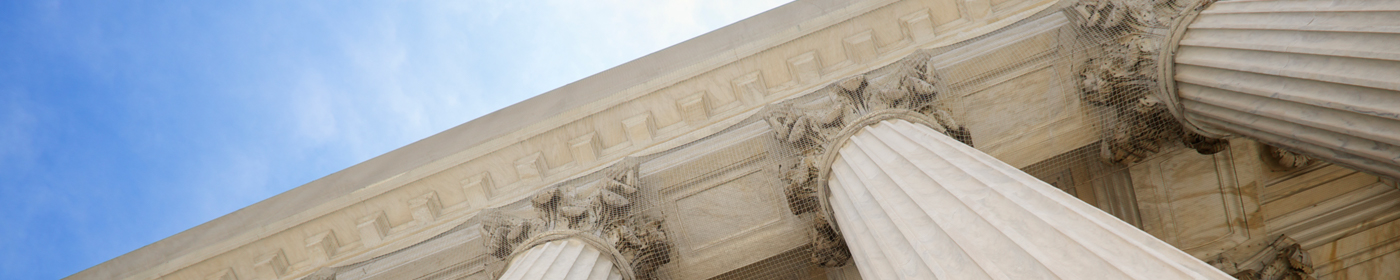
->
71 0 1400 279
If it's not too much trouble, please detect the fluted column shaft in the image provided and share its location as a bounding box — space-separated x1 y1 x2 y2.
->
1168 0 1400 178
825 119 1231 279
498 238 625 280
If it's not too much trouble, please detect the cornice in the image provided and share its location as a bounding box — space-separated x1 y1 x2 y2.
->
70 0 1059 279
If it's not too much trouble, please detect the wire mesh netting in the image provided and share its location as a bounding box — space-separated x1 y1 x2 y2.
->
332 0 1236 279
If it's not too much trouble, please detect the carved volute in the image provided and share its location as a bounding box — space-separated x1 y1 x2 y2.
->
762 52 970 268
1069 0 1226 163
1259 144 1316 172
1230 236 1317 280
481 160 672 280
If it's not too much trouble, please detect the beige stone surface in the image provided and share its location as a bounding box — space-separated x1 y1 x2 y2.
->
641 121 807 280
1169 0 1400 179
931 12 1099 168
1253 149 1400 279
74 0 1400 278
1022 143 1144 228
1163 0 1400 269
827 119 1230 279
1309 217 1400 280
69 0 1061 278
1131 142 1255 258
332 225 490 280
1184 139 1400 279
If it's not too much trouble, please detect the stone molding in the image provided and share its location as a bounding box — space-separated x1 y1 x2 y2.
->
1228 235 1317 280
71 0 1062 278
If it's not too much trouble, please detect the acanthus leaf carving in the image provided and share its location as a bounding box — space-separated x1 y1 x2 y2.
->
763 52 969 268
1070 0 1225 164
482 213 537 259
808 215 851 268
1230 235 1316 280
609 215 670 279
1260 144 1315 172
481 160 672 279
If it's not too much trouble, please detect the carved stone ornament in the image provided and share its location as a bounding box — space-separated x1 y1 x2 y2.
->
762 53 970 268
1069 0 1226 163
300 267 339 280
1230 236 1316 280
1260 144 1315 172
481 160 672 279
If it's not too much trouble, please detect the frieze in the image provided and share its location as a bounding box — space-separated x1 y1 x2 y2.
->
87 0 1073 278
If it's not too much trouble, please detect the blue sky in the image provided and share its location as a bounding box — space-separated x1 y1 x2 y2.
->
0 0 790 278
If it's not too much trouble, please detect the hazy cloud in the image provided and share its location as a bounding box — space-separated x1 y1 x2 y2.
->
0 1 793 278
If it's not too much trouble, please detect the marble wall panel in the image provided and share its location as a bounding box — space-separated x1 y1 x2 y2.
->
958 66 1097 168
1312 218 1400 280
673 170 787 250
638 121 807 280
1132 144 1253 258
928 13 1097 168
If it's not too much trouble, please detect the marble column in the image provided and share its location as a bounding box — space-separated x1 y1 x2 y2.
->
498 237 626 280
1165 0 1400 178
825 119 1232 279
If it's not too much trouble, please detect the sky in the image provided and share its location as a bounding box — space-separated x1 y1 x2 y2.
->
0 0 792 278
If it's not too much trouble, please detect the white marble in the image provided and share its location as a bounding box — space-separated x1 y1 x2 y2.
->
1170 0 1400 179
499 238 625 280
825 119 1232 279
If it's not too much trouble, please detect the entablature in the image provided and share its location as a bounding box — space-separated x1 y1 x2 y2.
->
72 0 1063 279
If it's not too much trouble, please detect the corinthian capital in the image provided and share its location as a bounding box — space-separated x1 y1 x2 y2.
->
1070 0 1225 163
481 160 672 279
760 51 974 268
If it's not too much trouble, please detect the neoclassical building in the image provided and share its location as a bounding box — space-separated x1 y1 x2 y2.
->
71 0 1399 279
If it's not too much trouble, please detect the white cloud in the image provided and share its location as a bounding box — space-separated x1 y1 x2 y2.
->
397 0 794 114
0 1 802 278
189 0 799 211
